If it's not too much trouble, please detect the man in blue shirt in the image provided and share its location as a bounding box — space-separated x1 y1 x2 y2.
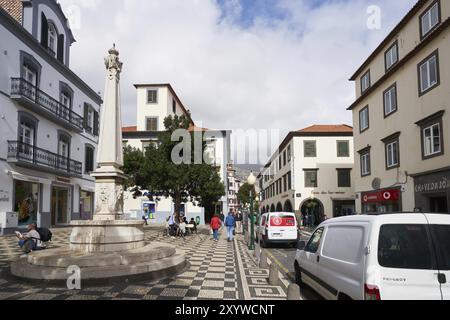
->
225 212 236 242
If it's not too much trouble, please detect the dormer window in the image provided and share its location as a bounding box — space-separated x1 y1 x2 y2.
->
48 23 57 55
40 13 65 64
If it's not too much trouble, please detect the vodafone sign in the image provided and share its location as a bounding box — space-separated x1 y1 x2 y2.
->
362 189 400 204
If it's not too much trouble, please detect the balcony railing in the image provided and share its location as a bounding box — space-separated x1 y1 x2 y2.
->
10 78 84 131
7 141 82 177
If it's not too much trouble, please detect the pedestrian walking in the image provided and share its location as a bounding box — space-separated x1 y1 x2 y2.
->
210 214 222 242
235 211 243 234
168 213 177 238
225 212 236 242
142 213 149 226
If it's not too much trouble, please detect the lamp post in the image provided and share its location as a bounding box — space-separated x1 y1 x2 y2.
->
247 172 257 250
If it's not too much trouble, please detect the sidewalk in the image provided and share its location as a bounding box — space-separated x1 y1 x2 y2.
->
0 226 289 300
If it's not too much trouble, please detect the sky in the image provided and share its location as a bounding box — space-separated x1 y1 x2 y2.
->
59 0 417 164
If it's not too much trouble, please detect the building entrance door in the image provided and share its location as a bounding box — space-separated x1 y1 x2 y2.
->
51 187 69 225
429 196 448 214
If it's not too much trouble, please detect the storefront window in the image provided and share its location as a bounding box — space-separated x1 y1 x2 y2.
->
364 201 401 213
14 180 39 226
362 188 401 213
79 191 93 220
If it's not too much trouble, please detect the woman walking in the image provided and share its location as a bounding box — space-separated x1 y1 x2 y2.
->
210 214 222 242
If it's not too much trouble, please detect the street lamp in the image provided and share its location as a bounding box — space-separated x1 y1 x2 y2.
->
247 172 257 250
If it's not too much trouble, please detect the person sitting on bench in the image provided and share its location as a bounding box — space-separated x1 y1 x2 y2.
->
15 223 42 253
189 218 198 234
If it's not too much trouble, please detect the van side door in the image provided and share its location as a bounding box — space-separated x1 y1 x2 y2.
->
300 227 324 291
318 223 368 300
427 215 450 300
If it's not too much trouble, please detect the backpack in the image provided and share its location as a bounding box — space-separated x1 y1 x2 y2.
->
37 228 52 242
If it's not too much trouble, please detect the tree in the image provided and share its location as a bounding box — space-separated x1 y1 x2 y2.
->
122 114 225 220
237 183 259 212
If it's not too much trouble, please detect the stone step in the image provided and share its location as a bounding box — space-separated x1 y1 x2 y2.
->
10 251 187 286
27 243 177 268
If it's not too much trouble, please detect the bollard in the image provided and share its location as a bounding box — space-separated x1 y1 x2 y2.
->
253 245 261 260
287 283 301 300
268 263 279 286
259 250 268 268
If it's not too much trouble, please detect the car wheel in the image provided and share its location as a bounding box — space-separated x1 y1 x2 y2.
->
294 262 303 286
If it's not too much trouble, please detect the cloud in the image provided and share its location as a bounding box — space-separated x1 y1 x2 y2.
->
58 0 417 164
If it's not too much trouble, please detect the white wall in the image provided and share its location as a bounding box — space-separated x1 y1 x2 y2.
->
136 86 169 132
0 18 100 230
292 136 355 214
260 134 356 217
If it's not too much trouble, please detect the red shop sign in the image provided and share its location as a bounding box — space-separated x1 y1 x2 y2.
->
362 189 400 204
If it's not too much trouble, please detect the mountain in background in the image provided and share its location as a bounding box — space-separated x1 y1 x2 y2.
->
233 164 263 182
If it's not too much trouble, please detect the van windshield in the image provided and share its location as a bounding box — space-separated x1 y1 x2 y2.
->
430 225 450 271
378 224 434 270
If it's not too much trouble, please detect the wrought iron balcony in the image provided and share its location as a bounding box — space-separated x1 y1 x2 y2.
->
7 141 82 177
10 78 84 132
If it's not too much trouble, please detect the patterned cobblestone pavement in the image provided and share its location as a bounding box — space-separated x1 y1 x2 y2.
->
0 226 289 300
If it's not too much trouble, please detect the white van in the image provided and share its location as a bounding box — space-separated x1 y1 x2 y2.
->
294 213 450 300
256 212 298 247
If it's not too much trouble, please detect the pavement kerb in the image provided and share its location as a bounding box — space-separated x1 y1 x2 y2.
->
238 237 291 290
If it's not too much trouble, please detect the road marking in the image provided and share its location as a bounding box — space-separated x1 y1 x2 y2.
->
265 250 290 274
274 249 288 258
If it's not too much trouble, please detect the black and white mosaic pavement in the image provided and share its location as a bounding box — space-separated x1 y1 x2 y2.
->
0 226 288 300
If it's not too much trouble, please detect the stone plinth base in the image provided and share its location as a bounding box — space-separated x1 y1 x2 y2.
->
70 220 145 253
10 243 187 286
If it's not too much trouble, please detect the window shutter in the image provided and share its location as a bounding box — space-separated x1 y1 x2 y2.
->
57 34 65 63
83 104 89 129
41 13 48 48
93 111 99 136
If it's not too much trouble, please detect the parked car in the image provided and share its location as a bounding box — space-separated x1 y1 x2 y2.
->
256 212 298 247
294 213 450 300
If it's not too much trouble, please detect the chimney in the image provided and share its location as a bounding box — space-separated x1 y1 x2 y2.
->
0 0 23 24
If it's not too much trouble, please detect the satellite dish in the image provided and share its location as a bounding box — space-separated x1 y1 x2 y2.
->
372 178 381 190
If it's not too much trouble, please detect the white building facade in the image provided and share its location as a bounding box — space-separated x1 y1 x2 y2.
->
259 125 356 227
122 84 231 225
348 0 450 215
0 1 102 234
227 162 242 213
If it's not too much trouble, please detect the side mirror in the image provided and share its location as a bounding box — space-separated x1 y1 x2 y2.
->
296 240 306 251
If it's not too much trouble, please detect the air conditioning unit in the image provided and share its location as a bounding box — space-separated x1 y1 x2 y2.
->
0 212 18 229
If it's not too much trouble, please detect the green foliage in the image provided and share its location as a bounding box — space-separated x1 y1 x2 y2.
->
122 114 225 219
237 183 259 212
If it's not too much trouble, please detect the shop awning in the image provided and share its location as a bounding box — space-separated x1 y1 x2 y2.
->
6 170 52 185
76 180 95 193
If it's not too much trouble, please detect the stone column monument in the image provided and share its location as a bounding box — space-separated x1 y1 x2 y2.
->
93 44 126 221
11 46 187 284
69 45 145 253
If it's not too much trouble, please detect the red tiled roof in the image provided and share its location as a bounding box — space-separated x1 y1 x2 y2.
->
0 0 22 23
122 125 210 133
298 124 353 133
188 125 209 132
122 126 137 133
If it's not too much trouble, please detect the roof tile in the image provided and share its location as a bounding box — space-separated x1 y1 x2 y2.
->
0 0 22 23
298 124 353 133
